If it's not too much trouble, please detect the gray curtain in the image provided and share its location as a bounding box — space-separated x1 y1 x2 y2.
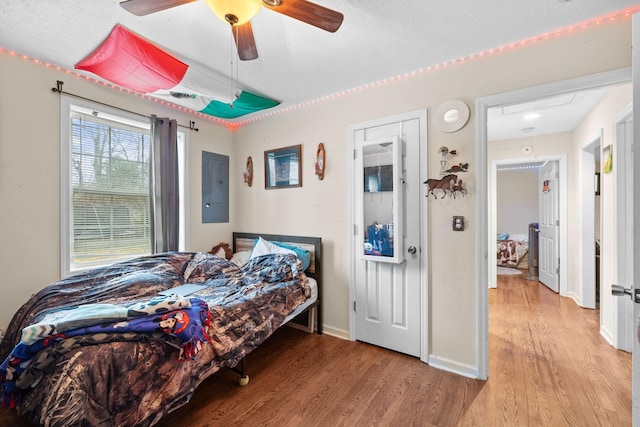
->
150 115 179 253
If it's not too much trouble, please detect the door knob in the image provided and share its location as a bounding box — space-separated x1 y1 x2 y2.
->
408 246 417 254
611 284 631 298
612 284 640 303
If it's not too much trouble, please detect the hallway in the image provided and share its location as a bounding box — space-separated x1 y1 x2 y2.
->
479 273 631 425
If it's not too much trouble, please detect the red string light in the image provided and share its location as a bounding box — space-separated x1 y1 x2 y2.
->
1 7 637 129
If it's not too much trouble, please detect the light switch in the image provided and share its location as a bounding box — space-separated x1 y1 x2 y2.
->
453 216 465 231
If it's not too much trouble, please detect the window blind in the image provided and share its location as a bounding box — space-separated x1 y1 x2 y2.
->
69 110 151 269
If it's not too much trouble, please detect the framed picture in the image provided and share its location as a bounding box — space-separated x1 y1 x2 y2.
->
603 144 613 174
264 144 302 189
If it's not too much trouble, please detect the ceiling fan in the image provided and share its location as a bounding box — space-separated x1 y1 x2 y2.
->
119 0 344 61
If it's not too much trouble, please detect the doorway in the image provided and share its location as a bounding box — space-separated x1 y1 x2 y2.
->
490 156 566 292
476 68 632 379
580 133 602 311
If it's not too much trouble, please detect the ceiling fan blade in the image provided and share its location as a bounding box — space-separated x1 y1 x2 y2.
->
120 0 197 16
232 22 259 61
263 0 344 33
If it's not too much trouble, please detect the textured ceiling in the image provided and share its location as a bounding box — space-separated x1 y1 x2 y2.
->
488 87 611 141
0 0 639 124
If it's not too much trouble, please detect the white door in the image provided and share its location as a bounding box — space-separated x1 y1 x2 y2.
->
539 161 559 292
353 118 421 357
631 13 640 425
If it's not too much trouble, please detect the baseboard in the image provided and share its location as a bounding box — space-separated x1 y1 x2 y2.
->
567 291 581 306
600 324 614 346
321 325 349 340
428 354 479 379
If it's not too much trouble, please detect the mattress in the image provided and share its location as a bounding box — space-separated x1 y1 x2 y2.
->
283 277 317 324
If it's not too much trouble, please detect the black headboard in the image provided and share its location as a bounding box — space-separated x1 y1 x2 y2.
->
232 232 322 331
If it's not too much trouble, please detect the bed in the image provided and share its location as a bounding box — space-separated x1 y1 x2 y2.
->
0 232 322 427
496 233 529 269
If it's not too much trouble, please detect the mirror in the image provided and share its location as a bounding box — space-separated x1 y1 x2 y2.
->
358 136 404 264
435 99 470 133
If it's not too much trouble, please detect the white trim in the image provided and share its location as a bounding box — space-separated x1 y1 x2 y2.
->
476 102 489 380
321 325 350 340
60 96 72 279
613 105 633 351
428 355 479 379
579 132 602 309
347 109 429 362
600 323 615 346
476 67 632 380
567 291 581 305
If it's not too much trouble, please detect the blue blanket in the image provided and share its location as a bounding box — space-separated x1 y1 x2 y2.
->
0 297 212 408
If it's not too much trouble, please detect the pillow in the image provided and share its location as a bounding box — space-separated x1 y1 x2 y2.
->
231 250 252 267
249 237 311 271
509 233 528 243
271 241 311 272
497 233 509 241
250 237 296 259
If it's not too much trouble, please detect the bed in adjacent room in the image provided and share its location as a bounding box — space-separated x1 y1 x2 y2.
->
0 232 321 427
496 233 529 270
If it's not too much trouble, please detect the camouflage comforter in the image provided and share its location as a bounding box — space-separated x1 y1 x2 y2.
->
0 252 310 427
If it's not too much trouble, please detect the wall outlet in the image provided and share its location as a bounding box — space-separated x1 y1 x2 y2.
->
453 216 465 231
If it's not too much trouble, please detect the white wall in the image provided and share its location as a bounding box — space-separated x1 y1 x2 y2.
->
0 56 235 331
0 18 633 373
496 169 539 237
232 20 632 369
573 83 632 342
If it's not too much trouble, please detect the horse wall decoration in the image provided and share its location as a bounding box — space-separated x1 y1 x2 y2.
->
451 178 468 198
423 174 458 199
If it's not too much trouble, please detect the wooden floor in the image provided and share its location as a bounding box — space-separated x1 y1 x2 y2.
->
0 273 631 426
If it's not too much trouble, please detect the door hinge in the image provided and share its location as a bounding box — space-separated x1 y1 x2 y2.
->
354 149 357 159
353 301 356 312
556 220 559 226
354 224 357 235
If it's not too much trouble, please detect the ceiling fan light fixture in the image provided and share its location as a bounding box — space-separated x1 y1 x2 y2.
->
204 0 262 26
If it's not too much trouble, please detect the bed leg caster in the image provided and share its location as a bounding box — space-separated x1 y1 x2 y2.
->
239 375 249 386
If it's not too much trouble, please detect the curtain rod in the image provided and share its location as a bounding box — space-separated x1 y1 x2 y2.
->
51 80 199 132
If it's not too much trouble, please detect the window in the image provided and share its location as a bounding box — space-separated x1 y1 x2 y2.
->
61 97 188 277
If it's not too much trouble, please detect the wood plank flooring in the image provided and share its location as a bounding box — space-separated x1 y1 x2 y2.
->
0 273 631 426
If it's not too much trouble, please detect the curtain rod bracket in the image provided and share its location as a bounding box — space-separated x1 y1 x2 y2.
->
52 80 64 94
189 121 199 132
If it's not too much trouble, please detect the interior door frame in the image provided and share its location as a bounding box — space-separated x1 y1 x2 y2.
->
579 132 602 310
347 109 429 363
489 156 567 294
476 67 632 380
614 105 634 351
